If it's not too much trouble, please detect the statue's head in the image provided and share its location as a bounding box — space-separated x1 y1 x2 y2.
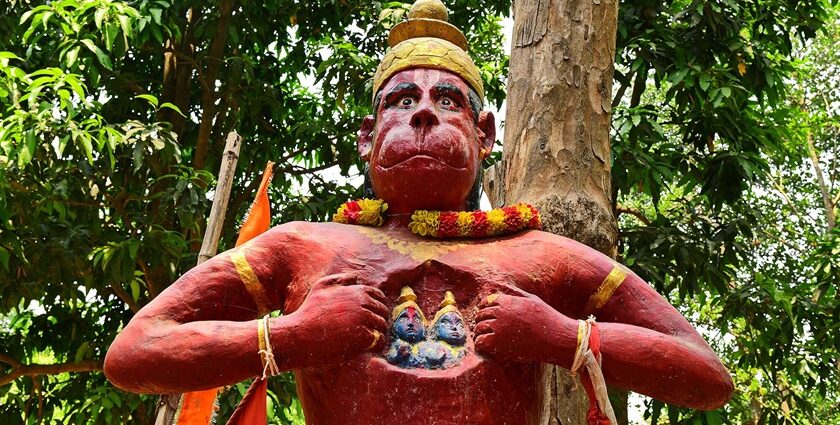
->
357 0 495 214
392 287 427 343
431 291 467 345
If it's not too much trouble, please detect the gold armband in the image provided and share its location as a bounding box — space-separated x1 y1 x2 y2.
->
585 266 628 313
230 250 271 316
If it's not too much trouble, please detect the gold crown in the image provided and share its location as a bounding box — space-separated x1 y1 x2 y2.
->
372 0 484 103
432 291 463 324
391 286 427 323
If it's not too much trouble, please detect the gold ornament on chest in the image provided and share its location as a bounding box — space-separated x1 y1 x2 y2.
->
356 227 468 262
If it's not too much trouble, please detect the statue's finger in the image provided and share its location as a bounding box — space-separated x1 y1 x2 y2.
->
314 272 359 288
365 311 388 334
362 298 389 319
362 286 388 305
475 306 500 322
474 319 496 335
474 334 494 353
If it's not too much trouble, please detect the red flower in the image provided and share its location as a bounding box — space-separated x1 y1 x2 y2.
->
502 206 522 230
528 205 541 229
342 201 361 223
438 212 459 237
471 211 488 236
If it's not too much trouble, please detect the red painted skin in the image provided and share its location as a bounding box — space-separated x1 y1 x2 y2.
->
104 69 734 424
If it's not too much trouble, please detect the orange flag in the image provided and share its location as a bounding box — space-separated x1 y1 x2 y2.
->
235 161 275 246
225 378 269 425
176 161 274 425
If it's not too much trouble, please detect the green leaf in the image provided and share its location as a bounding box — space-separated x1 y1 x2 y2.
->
104 22 119 52
79 135 94 163
80 39 113 70
134 94 159 107
65 45 80 68
117 14 132 48
700 73 711 91
159 102 186 117
41 11 53 29
18 129 36 167
130 280 140 302
150 8 162 25
95 8 107 29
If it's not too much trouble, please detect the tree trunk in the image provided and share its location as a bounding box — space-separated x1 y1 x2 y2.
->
486 0 623 423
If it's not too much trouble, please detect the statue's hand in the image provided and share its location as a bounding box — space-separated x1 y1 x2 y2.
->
474 290 574 364
284 273 389 366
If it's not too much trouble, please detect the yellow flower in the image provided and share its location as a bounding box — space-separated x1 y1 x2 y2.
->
409 210 440 236
356 198 388 226
456 212 474 236
515 203 532 222
332 204 349 224
486 209 506 235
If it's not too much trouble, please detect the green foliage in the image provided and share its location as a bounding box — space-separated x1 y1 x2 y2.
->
1 0 838 423
613 1 840 422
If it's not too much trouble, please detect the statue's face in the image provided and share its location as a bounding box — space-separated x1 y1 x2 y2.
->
394 306 426 343
358 68 495 213
434 311 466 345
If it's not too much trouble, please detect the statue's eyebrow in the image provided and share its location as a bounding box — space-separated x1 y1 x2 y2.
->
384 82 420 106
432 82 467 105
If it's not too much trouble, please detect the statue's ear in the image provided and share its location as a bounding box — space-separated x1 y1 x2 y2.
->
477 111 496 160
357 115 375 161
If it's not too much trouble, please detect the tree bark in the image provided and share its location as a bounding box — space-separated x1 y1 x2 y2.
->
805 129 836 233
487 0 622 423
192 0 237 171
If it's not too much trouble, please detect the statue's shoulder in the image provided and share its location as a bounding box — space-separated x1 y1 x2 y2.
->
501 228 588 251
264 221 370 242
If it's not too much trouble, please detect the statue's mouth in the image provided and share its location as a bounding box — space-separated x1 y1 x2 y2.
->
379 154 467 171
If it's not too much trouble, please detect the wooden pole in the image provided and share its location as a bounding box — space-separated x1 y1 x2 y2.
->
154 131 243 425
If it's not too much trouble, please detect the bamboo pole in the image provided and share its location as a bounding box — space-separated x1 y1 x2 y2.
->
154 131 243 425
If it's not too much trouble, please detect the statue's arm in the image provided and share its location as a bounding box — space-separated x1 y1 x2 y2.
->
104 222 388 394
576 259 734 410
475 237 733 410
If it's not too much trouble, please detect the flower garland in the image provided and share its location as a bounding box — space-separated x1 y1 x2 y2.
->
332 198 541 238
332 198 389 226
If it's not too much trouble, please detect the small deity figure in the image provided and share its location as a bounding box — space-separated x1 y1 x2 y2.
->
386 287 427 368
419 291 467 369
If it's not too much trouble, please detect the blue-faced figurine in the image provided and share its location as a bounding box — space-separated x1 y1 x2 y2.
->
386 287 427 368
422 291 467 368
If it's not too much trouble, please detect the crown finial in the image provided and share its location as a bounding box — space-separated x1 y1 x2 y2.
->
439 291 457 308
408 0 449 21
398 286 417 303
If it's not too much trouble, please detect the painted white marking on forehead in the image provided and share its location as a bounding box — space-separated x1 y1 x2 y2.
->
412 68 441 89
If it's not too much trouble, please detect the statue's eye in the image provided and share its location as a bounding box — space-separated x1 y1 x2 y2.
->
401 97 414 106
440 97 453 107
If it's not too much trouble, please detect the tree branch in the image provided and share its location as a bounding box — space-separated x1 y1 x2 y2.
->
805 129 836 232
276 161 339 176
616 205 652 225
109 282 141 313
192 0 238 170
0 358 102 387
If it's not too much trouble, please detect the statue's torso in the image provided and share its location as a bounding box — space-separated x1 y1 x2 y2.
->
275 222 583 425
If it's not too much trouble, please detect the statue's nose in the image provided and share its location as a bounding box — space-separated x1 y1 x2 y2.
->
410 103 440 129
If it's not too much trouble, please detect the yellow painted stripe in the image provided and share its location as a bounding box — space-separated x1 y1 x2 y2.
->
230 250 271 316
257 316 268 368
586 266 628 313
